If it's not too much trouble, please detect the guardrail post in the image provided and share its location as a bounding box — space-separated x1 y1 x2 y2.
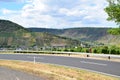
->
108 56 110 60
87 55 89 57
69 53 70 56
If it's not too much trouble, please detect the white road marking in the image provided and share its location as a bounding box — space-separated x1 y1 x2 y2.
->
80 61 107 66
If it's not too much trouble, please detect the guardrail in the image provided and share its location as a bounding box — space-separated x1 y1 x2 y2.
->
0 50 120 60
46 51 120 60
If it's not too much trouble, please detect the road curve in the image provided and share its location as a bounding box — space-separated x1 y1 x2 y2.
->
0 67 43 80
0 54 120 78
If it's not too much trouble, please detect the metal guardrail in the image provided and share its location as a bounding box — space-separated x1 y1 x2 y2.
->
27 51 120 60
0 50 120 60
38 51 120 60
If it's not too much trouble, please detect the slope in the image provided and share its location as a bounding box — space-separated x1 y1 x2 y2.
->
28 27 120 46
0 20 81 49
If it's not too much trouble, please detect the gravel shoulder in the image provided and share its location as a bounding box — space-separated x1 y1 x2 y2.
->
0 67 44 80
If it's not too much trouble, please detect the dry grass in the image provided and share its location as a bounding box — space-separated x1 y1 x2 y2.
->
0 60 119 80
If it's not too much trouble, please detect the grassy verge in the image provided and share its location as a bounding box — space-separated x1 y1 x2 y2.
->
0 60 119 80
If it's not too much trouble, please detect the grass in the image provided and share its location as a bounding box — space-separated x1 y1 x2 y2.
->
0 60 119 80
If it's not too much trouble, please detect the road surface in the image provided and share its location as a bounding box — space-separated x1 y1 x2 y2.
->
0 67 43 80
0 54 120 78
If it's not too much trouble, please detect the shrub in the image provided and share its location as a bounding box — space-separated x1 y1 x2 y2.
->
93 49 97 53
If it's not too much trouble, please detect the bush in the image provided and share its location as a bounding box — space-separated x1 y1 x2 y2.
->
70 49 74 52
63 48 69 52
93 49 97 53
109 49 116 54
101 46 109 54
116 50 120 55
86 49 89 53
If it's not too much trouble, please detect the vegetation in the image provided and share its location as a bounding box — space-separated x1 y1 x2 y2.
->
0 60 119 80
0 19 120 53
105 0 120 35
0 20 27 32
29 28 120 46
0 19 81 49
104 0 120 25
107 28 120 35
52 46 120 55
0 20 31 48
29 28 109 41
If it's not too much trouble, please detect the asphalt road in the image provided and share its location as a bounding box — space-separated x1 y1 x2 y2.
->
0 67 43 80
0 54 120 78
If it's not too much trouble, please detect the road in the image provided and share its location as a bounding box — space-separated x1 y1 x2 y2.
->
0 54 120 78
0 67 43 80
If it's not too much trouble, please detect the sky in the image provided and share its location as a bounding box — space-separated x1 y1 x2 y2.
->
0 0 117 28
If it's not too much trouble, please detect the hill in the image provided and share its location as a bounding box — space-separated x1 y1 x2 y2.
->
0 20 81 50
28 28 120 46
0 20 27 32
0 20 34 48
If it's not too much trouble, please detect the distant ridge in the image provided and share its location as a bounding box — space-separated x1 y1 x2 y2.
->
28 27 109 41
28 28 63 35
28 27 120 46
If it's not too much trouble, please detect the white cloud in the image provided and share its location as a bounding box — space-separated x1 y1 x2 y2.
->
1 8 19 15
0 0 117 28
2 9 12 14
59 8 87 17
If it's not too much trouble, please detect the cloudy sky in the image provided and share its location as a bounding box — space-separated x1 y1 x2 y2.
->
0 0 117 28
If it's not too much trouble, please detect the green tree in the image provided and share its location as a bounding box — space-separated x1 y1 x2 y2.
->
105 0 120 35
107 28 120 35
105 0 120 25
